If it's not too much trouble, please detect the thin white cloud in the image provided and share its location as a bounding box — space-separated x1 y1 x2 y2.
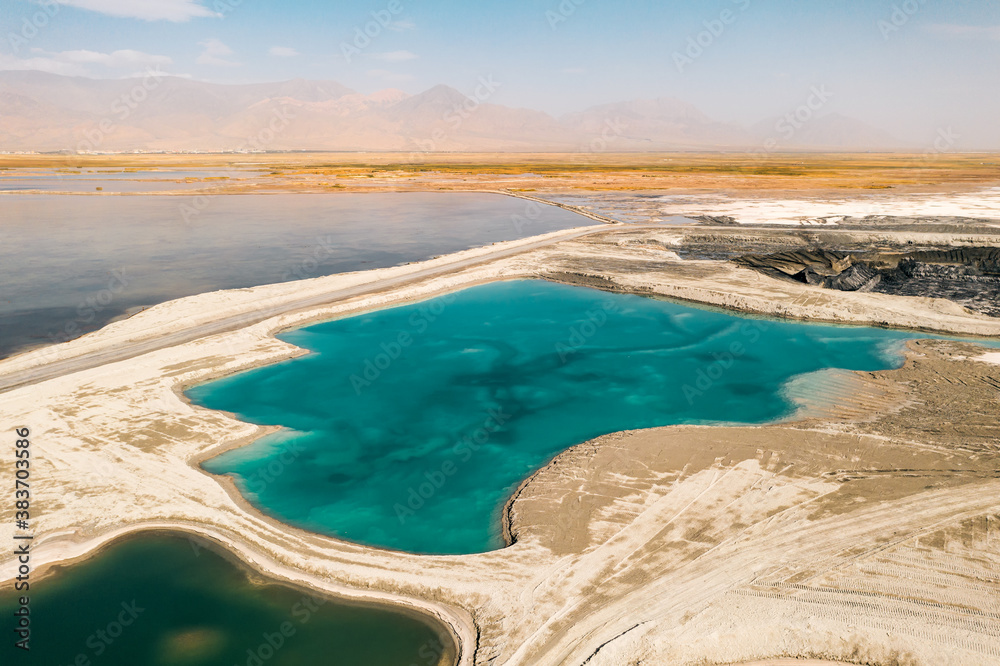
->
0 53 88 76
925 23 1000 40
388 19 416 32
0 48 171 76
53 0 218 21
371 50 418 62
268 46 299 58
124 68 186 79
197 38 239 67
33 48 172 68
366 69 414 83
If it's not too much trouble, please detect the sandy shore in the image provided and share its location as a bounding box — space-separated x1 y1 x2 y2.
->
3 220 1000 665
733 662 855 665
0 223 612 388
5 221 1000 387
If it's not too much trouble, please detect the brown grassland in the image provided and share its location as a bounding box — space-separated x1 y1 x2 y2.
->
2 152 999 194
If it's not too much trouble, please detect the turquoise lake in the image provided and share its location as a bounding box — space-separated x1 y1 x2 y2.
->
188 280 971 555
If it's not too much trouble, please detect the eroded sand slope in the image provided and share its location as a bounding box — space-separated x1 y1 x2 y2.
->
504 340 1000 665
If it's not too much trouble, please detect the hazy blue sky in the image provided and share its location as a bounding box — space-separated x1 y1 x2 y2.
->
2 0 999 146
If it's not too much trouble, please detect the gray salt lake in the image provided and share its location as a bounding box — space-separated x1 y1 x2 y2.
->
0 192 588 359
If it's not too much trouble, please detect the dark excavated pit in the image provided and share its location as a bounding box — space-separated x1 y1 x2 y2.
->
735 247 1000 317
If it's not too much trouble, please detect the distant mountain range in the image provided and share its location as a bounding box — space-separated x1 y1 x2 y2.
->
0 71 904 153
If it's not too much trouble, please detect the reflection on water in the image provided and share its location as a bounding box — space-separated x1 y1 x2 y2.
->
0 533 455 666
0 192 586 358
0 169 251 192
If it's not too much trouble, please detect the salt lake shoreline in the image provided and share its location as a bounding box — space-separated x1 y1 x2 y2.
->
4 214 1000 665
